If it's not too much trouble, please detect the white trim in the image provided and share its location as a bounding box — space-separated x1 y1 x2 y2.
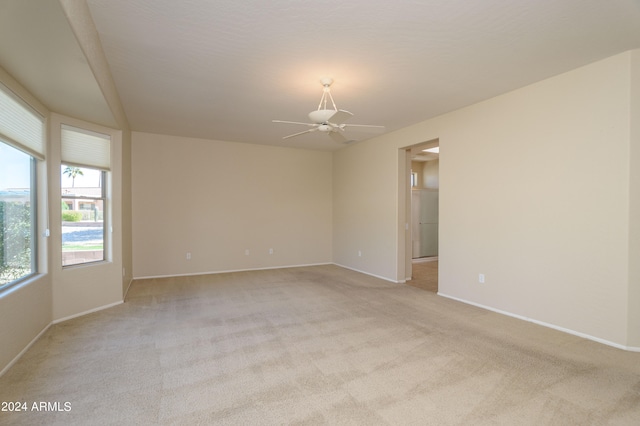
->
0 274 45 299
2 300 124 376
0 323 50 377
123 277 134 300
332 263 402 284
413 256 438 263
438 292 640 353
133 263 333 280
52 300 123 324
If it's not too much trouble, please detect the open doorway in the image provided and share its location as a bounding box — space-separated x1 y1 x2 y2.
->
404 140 439 293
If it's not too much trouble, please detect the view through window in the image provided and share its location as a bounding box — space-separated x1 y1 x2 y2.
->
61 165 105 266
0 141 36 287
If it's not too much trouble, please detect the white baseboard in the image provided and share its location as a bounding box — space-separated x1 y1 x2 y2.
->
133 262 333 281
0 323 51 378
123 277 134 300
413 256 438 263
52 300 123 325
333 263 402 284
2 300 125 377
438 292 640 353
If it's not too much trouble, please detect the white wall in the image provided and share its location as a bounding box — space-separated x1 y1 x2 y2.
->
334 50 639 348
132 132 333 278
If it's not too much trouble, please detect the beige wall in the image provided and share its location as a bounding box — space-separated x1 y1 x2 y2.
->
411 160 439 190
629 49 640 347
131 132 333 278
121 130 133 295
423 159 439 189
58 0 134 298
49 114 124 321
0 68 52 373
333 138 401 280
1 46 130 370
411 161 423 188
334 50 639 348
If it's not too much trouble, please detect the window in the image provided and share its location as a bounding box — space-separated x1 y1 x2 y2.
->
60 125 110 267
0 83 43 289
0 142 37 287
61 165 106 266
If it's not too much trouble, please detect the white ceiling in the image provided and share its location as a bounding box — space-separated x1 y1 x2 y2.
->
2 1 640 151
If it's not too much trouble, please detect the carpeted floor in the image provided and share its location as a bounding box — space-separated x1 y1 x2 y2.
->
1 264 640 425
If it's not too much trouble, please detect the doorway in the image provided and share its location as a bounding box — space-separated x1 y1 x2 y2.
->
400 139 439 292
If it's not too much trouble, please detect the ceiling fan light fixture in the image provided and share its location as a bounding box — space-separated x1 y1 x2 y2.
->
273 78 384 143
308 109 336 123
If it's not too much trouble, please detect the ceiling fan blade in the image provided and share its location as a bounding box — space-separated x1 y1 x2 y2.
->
342 124 385 129
329 131 350 143
282 128 316 139
272 120 318 127
342 124 386 134
328 109 353 125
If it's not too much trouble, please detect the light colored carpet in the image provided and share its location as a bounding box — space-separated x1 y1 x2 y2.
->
1 265 640 425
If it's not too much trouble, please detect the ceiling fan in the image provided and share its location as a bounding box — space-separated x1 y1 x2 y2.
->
273 78 384 143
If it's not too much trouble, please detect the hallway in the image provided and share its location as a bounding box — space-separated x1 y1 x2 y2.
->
406 258 438 293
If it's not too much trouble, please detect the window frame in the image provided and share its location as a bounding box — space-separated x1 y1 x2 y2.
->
0 81 44 291
0 141 38 289
410 171 418 188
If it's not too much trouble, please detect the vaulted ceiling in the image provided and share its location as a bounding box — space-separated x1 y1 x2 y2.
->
2 0 640 150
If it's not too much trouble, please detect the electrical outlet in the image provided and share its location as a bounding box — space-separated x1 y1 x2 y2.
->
245 249 250 256
186 252 191 260
358 250 362 257
478 273 485 284
269 248 274 255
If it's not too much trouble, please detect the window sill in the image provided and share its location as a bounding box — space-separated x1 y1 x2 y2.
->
0 273 46 299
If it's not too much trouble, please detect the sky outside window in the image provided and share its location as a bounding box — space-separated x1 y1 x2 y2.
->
61 165 101 188
0 144 30 190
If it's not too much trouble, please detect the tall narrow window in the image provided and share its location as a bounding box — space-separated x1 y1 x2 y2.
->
0 83 43 289
60 125 110 267
61 165 106 266
0 143 36 286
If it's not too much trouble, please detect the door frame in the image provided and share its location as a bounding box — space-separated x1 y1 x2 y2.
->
397 139 439 282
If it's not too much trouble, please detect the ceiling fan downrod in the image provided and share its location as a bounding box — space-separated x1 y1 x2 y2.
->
317 78 338 112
